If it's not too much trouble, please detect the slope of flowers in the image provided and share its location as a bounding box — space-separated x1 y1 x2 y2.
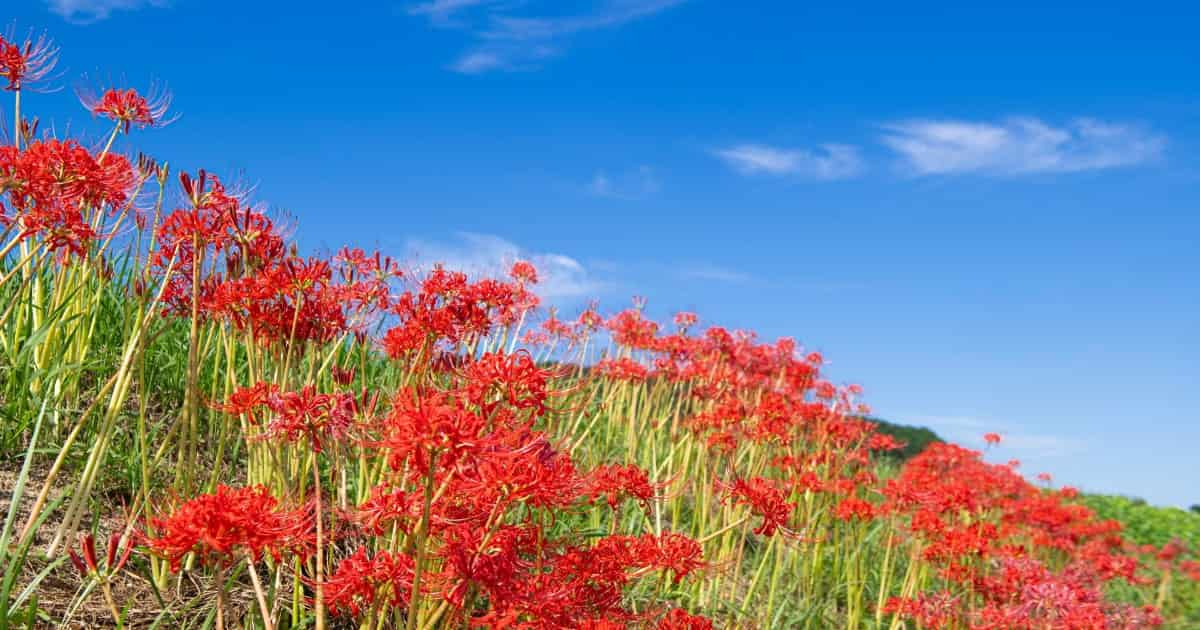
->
0 25 1196 629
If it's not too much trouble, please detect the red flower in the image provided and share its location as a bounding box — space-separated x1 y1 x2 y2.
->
882 592 959 629
263 385 358 452
351 486 418 535
68 531 134 578
638 532 706 584
79 84 176 133
461 351 554 417
594 357 650 382
0 29 59 92
324 547 414 618
217 381 278 423
833 497 875 522
585 464 661 511
657 608 714 630
146 484 313 571
1 139 136 257
606 308 660 349
509 260 538 284
673 311 698 329
983 432 1002 446
382 387 485 476
721 477 794 536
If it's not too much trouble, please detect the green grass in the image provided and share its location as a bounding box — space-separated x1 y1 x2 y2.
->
1082 493 1200 548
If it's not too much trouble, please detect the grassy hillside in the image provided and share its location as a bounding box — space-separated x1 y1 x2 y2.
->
0 25 1197 630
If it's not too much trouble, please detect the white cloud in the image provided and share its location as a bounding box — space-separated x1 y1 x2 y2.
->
588 165 659 199
881 117 1165 175
410 0 688 73
451 51 506 74
714 143 863 180
404 232 603 300
679 265 754 284
901 414 1087 458
46 0 167 22
408 0 495 18
484 0 687 40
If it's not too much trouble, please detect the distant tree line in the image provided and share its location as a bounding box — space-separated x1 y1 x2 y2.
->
866 417 943 461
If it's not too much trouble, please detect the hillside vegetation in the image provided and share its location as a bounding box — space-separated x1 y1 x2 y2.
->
1 25 1198 630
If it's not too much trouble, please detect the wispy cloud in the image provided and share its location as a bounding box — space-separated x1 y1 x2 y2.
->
484 0 686 39
588 165 660 199
45 0 167 22
450 51 506 74
408 0 496 19
678 265 755 284
407 0 688 73
901 413 1088 459
404 232 605 300
713 143 863 180
881 117 1165 176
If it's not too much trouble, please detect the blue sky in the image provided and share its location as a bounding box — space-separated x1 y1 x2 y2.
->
8 0 1199 506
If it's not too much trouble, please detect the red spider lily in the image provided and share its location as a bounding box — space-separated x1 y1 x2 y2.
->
984 432 1002 445
1 140 84 208
866 432 905 452
331 366 356 386
623 532 707 584
575 619 631 630
575 302 604 332
261 385 359 452
436 523 538 608
350 485 418 535
719 477 795 536
68 531 135 578
594 357 650 382
1180 560 1200 582
1 139 135 252
0 29 60 92
585 463 661 511
509 260 538 284
460 350 555 417
673 311 698 329
606 308 659 349
336 246 403 287
882 592 960 629
78 84 176 133
382 386 486 477
537 309 581 345
833 497 876 522
324 547 414 618
471 532 707 626
217 381 279 423
145 484 313 571
383 267 529 357
657 608 715 630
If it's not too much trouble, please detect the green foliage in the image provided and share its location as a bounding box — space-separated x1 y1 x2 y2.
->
868 417 942 461
1081 493 1200 548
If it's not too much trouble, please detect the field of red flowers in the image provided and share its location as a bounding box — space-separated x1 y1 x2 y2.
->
1 24 1198 629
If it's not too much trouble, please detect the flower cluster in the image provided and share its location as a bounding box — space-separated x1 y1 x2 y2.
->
9 26 1191 630
145 484 313 571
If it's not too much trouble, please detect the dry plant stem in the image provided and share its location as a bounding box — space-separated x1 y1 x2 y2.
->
312 461 326 630
100 578 122 626
180 233 202 493
214 563 226 630
18 369 120 543
13 89 20 149
246 557 276 630
406 456 438 630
